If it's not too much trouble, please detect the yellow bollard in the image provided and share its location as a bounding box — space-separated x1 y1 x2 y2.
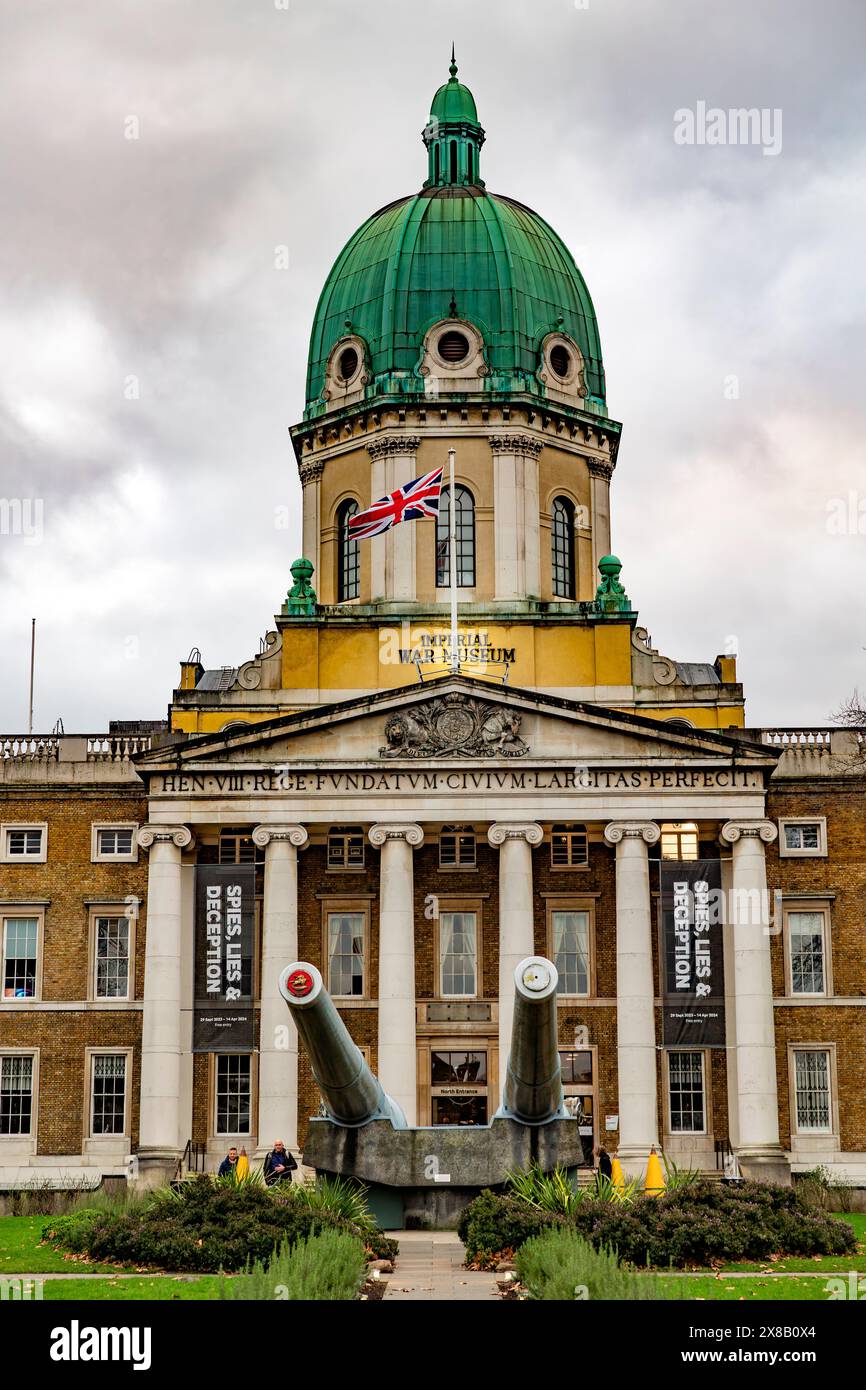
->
644 1146 665 1198
610 1155 624 1191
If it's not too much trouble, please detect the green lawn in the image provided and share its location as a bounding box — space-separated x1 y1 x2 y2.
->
0 1216 111 1275
660 1274 848 1302
43 1275 224 1301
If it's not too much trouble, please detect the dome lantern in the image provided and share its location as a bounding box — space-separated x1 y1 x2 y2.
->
422 47 485 188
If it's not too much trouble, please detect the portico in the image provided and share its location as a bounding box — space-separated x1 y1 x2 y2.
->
131 675 786 1185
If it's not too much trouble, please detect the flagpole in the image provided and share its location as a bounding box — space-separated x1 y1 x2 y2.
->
448 448 458 674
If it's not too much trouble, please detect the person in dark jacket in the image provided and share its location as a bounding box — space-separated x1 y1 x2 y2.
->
594 1145 613 1187
264 1139 298 1186
218 1146 239 1178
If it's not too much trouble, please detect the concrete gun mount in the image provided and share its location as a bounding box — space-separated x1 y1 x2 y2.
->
280 956 588 1228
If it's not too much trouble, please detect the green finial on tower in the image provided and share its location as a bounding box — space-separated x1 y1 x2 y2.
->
449 43 458 79
594 555 632 614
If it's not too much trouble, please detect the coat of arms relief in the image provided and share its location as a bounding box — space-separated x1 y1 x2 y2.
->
379 692 529 759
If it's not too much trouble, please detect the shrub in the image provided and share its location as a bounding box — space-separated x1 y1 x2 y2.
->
42 1208 102 1255
292 1175 375 1232
222 1230 366 1301
515 1228 664 1301
460 1180 857 1269
458 1189 563 1266
45 1175 392 1274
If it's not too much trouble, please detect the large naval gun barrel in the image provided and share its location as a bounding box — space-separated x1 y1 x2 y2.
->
499 956 568 1125
278 962 407 1129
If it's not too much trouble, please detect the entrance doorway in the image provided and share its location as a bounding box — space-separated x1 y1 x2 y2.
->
430 1047 489 1126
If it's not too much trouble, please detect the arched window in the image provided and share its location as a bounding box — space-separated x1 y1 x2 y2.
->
436 485 476 588
337 499 360 601
450 140 458 183
434 145 440 183
551 497 576 599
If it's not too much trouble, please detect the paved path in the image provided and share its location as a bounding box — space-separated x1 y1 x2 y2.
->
383 1231 500 1301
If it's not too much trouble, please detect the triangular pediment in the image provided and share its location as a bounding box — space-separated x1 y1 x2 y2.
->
137 676 776 775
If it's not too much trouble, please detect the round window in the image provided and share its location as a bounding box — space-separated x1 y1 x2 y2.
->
550 343 571 378
437 330 470 364
338 346 359 380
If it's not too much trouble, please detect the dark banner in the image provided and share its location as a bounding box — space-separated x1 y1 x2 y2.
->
660 859 725 1046
193 864 255 1051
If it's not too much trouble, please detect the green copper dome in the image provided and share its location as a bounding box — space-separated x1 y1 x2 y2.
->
303 58 606 420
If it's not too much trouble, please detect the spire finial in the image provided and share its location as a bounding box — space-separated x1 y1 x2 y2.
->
449 43 457 79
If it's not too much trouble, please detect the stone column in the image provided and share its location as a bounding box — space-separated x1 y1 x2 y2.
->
369 823 424 1124
604 821 660 1173
366 436 421 603
299 458 324 586
488 822 544 1073
252 825 308 1159
137 825 194 1185
720 820 789 1183
489 434 543 600
587 457 613 577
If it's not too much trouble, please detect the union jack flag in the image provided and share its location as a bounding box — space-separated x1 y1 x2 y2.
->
347 465 444 540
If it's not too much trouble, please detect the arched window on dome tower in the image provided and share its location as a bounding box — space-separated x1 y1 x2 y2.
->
337 499 360 602
436 485 475 588
434 145 441 184
450 140 458 184
552 497 576 599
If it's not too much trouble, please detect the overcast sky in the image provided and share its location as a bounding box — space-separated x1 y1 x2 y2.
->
1 0 864 731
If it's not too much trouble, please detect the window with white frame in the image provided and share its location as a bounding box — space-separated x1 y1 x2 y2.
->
90 1054 127 1135
550 824 588 868
787 910 827 996
94 916 131 999
551 910 590 996
660 822 699 860
0 1054 34 1135
215 1054 252 1135
667 1051 706 1133
2 917 38 999
1 824 46 863
92 824 137 862
779 819 827 858
793 1049 832 1132
439 825 476 868
327 911 365 997
439 911 478 997
327 826 365 870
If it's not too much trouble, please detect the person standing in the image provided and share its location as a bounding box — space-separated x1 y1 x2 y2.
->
218 1146 239 1178
594 1145 612 1189
264 1139 298 1186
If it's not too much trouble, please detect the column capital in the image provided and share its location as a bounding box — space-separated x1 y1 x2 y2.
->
366 434 422 462
368 822 424 848
604 821 660 846
488 432 543 458
138 825 194 851
487 821 543 847
252 824 309 850
720 819 777 845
